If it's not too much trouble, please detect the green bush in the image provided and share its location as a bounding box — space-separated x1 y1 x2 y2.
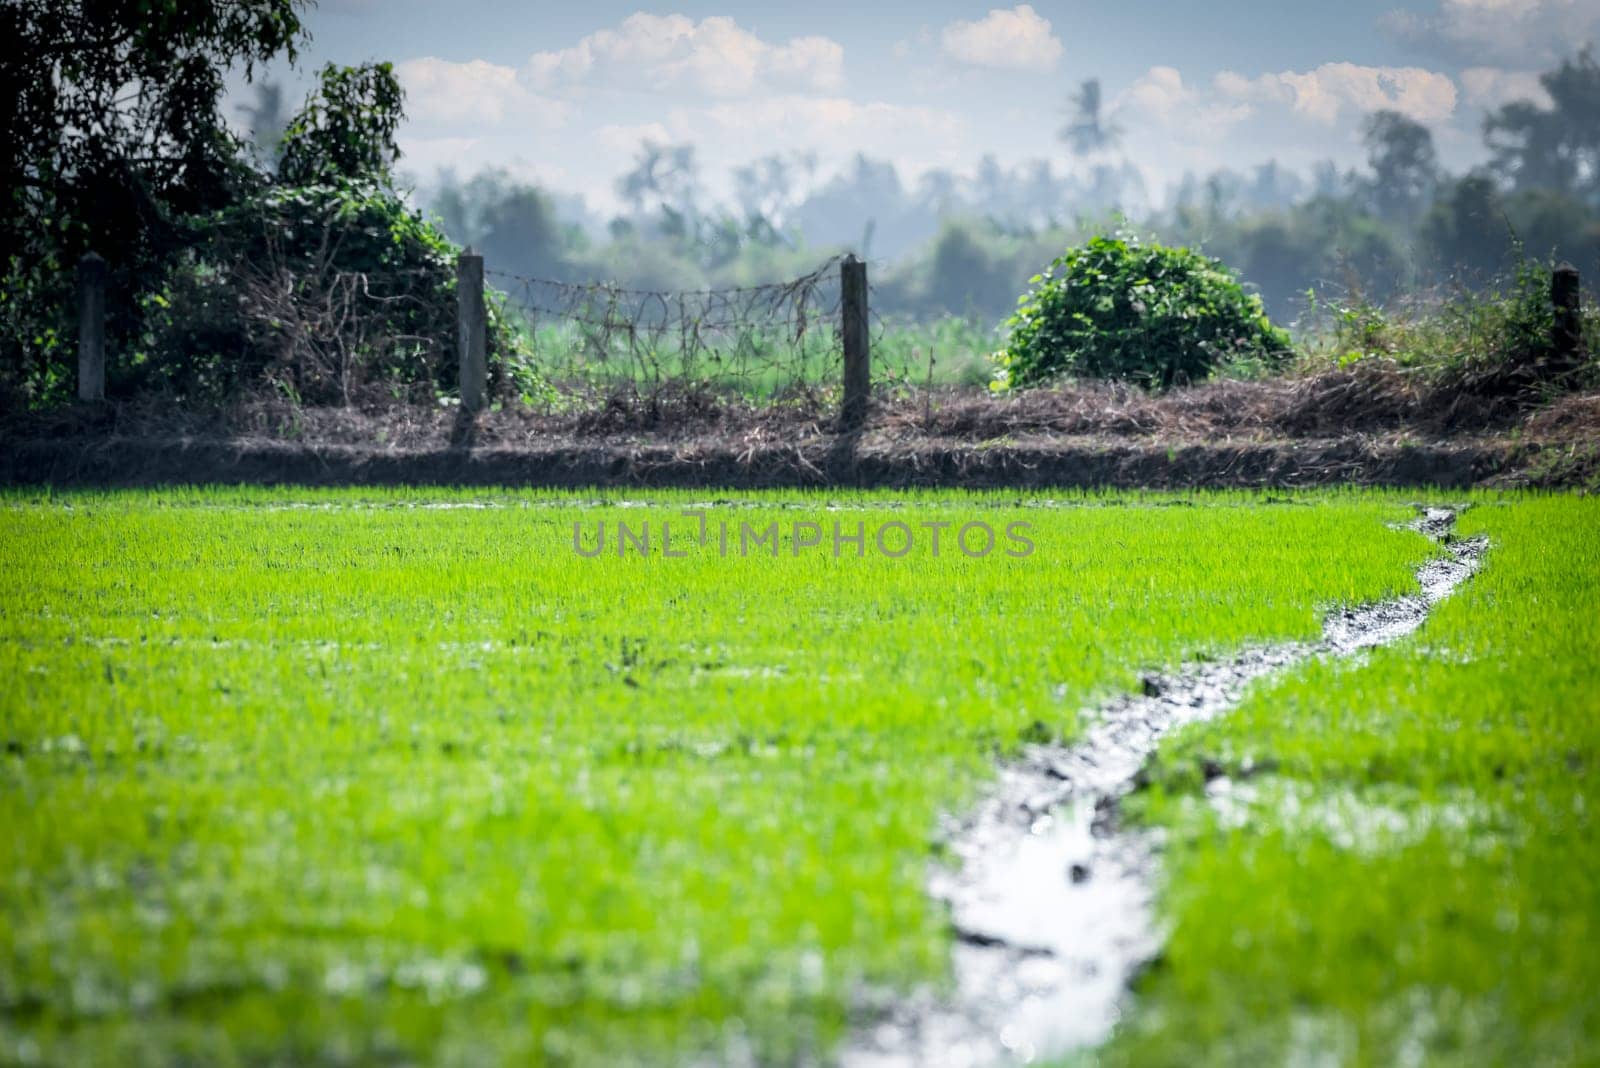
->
998 235 1293 390
129 179 534 405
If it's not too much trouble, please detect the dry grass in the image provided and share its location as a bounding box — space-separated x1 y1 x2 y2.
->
884 364 1599 442
4 365 1597 455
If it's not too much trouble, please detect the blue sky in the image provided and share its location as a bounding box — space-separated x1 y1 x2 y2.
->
259 0 1598 209
308 1 1429 73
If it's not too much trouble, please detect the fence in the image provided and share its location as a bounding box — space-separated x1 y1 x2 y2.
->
69 253 1589 418
484 254 871 424
70 250 875 424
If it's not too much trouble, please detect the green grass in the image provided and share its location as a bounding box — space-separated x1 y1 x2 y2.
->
1301 263 1600 390
1108 495 1600 1066
509 317 998 402
869 317 1000 391
0 489 1437 1066
516 320 844 400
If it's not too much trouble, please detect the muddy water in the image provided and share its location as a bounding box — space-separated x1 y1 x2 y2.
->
843 508 1486 1067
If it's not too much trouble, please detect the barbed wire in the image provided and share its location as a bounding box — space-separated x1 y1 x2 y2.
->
486 257 847 398
260 256 885 403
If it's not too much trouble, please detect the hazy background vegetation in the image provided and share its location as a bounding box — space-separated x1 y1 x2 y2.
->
324 51 1600 330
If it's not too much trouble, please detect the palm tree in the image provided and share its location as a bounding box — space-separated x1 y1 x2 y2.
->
1060 78 1122 158
236 81 288 168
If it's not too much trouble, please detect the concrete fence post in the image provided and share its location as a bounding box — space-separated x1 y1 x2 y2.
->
457 248 487 413
78 252 107 402
1552 263 1583 375
840 254 869 429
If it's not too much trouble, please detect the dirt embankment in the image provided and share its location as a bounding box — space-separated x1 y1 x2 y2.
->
0 433 1564 490
4 369 1597 490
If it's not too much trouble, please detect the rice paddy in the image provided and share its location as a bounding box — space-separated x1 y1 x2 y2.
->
1104 495 1600 1067
0 489 1593 1065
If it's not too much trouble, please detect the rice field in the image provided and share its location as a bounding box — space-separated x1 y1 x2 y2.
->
0 489 1594 1065
1105 495 1600 1066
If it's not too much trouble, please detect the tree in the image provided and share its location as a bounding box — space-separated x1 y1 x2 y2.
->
1364 110 1439 224
1311 160 1361 200
2 0 308 400
1422 173 1516 279
615 141 700 220
926 222 1013 318
277 63 404 185
917 168 961 214
791 154 939 259
237 80 290 169
430 170 571 280
1060 79 1122 158
1485 47 1600 204
732 151 815 241
3 0 307 252
1247 161 1306 212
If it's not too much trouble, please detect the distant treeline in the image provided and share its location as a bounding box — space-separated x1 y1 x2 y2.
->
419 50 1600 327
5 0 1594 411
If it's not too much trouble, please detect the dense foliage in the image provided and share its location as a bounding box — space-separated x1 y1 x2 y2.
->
2 0 306 406
131 179 479 404
1 3 514 409
999 237 1292 390
278 63 405 186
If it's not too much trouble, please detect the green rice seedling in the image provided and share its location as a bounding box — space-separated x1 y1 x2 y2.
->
0 489 1449 1064
1107 494 1600 1066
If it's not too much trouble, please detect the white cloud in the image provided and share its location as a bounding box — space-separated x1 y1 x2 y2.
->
671 96 970 178
399 137 573 192
597 121 674 147
1459 66 1554 109
384 11 1005 216
1116 63 1457 141
395 58 569 131
1118 66 1192 121
521 13 844 97
939 5 1063 72
1117 66 1252 134
1215 63 1458 125
1382 0 1600 66
1109 62 1463 189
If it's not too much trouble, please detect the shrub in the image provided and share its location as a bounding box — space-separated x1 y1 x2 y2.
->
130 179 534 405
998 235 1293 390
1310 258 1596 403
